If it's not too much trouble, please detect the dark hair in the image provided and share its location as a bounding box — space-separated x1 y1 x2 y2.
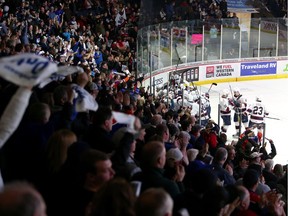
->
155 124 168 137
88 178 136 216
164 110 174 120
134 106 143 116
27 102 50 123
181 120 191 131
53 85 68 105
15 43 24 52
243 169 259 189
167 123 179 137
147 134 163 143
191 124 202 134
92 106 112 126
80 149 109 175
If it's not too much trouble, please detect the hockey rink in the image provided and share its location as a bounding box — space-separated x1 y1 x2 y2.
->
201 78 288 166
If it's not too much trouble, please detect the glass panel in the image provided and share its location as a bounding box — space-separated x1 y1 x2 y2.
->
249 19 260 58
159 22 172 68
259 18 278 57
278 19 288 56
187 20 203 63
221 20 240 60
203 19 221 61
172 21 187 66
149 24 160 71
140 27 150 76
136 28 143 75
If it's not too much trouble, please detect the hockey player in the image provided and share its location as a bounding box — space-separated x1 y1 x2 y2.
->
247 96 269 142
194 95 209 127
229 87 249 137
219 89 232 133
203 92 211 119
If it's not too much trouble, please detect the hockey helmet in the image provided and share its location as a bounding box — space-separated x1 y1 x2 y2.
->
221 89 229 97
233 87 240 96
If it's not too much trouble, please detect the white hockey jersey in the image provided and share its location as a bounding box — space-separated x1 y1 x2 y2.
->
229 95 247 114
247 101 269 123
220 97 231 116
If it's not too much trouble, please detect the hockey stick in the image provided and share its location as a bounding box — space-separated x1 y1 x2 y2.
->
229 84 234 98
265 116 280 120
207 82 217 93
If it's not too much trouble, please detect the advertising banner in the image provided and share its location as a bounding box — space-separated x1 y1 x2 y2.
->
240 61 277 76
201 63 240 80
276 60 288 74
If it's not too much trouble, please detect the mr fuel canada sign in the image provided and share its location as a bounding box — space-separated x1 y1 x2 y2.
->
206 64 235 78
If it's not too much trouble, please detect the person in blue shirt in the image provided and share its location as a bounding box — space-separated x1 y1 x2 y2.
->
62 27 71 41
94 48 103 68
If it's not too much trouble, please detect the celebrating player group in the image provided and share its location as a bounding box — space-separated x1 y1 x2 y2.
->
219 86 269 143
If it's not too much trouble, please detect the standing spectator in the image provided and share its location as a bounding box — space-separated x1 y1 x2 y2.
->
233 155 249 181
273 164 284 179
224 145 236 170
139 141 185 198
177 131 190 165
83 106 115 154
189 124 202 147
111 127 142 181
262 159 278 188
144 114 162 141
2 102 54 187
211 147 236 186
62 149 115 216
241 169 285 215
209 24 218 43
259 138 277 160
94 46 103 68
219 0 228 18
164 0 175 21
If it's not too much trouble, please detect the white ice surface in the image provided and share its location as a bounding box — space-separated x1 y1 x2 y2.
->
200 78 288 166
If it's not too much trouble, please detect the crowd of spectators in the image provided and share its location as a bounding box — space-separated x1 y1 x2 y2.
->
0 0 286 216
140 0 287 27
0 0 139 75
